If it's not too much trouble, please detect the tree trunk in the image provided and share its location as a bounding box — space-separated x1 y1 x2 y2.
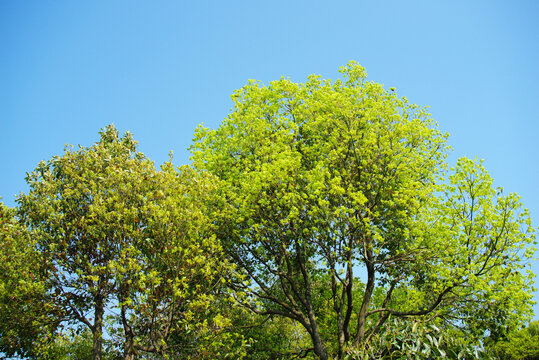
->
354 248 375 348
311 330 329 360
91 296 105 360
296 240 330 360
121 302 136 360
123 336 135 360
337 310 345 359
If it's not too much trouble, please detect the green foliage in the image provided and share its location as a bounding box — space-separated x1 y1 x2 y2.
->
423 158 536 336
40 329 115 360
345 318 492 360
10 125 246 359
0 202 63 358
1 62 537 360
105 162 245 359
16 125 159 358
191 61 537 359
488 321 539 360
238 312 315 359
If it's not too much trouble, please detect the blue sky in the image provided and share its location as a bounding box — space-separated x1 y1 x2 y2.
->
1 1 538 319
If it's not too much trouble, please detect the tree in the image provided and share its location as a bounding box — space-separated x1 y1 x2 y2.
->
15 125 244 359
488 321 539 360
346 317 492 360
0 202 62 358
191 61 537 360
237 311 314 359
40 329 114 360
109 162 246 359
16 126 158 359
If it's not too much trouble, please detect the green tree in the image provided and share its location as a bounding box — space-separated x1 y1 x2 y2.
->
191 62 537 360
488 321 539 360
14 125 244 360
111 163 246 359
40 329 115 360
17 126 157 359
0 203 62 358
345 317 492 360
132 163 246 360
238 312 314 359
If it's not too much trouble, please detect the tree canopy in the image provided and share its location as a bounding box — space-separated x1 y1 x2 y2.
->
3 126 244 359
1 63 537 360
191 61 536 359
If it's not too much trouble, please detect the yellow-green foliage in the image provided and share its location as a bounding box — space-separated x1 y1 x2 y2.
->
0 203 62 358
1 62 536 360
191 62 536 359
12 125 245 359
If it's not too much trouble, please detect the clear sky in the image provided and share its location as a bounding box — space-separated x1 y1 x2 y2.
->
1 1 538 319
